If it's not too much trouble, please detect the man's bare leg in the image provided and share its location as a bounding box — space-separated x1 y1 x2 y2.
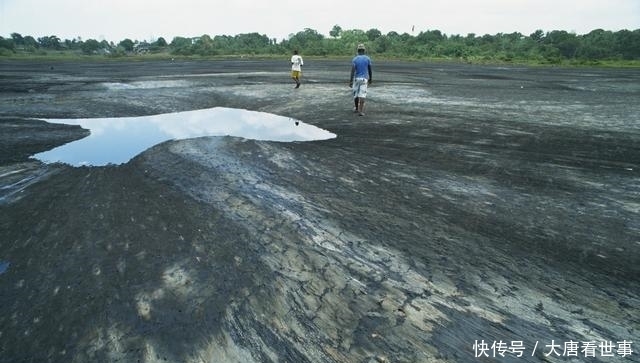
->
358 98 366 115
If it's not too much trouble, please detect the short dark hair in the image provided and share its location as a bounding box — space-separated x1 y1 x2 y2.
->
293 50 298 54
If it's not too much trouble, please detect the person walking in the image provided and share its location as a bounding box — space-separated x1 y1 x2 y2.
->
291 50 304 89
349 43 372 116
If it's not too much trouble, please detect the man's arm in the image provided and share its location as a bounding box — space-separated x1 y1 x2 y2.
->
349 65 355 86
368 64 372 85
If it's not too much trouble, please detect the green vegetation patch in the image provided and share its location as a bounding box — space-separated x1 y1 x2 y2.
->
2 27 639 67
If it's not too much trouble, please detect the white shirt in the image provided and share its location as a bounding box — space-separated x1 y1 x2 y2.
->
291 55 303 71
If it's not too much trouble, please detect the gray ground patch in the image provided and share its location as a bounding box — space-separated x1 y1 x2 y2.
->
0 59 639 363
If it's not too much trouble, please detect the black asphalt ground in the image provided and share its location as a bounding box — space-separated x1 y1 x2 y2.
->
1 59 639 363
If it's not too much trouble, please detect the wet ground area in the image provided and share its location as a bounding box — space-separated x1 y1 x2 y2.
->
1 59 639 363
32 107 334 166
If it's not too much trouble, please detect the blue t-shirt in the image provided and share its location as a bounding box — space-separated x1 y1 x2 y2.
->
352 55 371 79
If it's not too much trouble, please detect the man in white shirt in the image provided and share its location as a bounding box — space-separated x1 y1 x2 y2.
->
291 50 304 89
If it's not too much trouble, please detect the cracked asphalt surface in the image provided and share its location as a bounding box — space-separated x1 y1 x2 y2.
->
1 59 639 363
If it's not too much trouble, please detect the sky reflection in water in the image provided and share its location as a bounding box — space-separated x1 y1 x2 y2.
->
33 107 336 167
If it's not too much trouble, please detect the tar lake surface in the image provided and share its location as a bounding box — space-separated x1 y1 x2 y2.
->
0 59 639 363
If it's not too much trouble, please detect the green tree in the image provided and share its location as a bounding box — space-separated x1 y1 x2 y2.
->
417 30 444 43
118 38 135 52
340 29 368 51
464 33 477 46
63 38 82 51
22 36 38 51
194 34 215 55
329 25 342 38
213 35 233 53
6 26 639 62
414 30 445 57
613 29 640 60
38 35 61 49
0 36 15 52
444 34 470 58
155 37 167 47
579 29 613 59
373 35 392 53
530 30 545 42
81 39 101 54
366 28 382 41
235 33 270 53
11 33 24 46
170 36 194 55
539 44 562 63
100 40 110 50
287 28 325 55
544 30 579 58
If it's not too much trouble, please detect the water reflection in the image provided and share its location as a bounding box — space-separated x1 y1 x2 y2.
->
33 107 336 167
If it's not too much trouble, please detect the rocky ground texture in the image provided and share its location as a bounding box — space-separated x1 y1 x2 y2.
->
1 59 639 363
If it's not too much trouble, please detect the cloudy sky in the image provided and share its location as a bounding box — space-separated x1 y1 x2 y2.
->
1 0 638 42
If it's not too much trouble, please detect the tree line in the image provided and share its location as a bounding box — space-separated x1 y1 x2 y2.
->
1 25 639 64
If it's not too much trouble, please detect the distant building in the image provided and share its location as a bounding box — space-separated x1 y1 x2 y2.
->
133 42 151 53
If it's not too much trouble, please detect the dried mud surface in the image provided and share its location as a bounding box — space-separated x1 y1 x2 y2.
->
1 59 639 363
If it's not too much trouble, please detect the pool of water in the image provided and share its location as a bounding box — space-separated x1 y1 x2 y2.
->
32 107 336 167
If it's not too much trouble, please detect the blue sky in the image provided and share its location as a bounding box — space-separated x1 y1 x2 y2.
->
1 0 638 42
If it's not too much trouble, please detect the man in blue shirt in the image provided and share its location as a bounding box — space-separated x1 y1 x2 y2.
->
349 43 373 116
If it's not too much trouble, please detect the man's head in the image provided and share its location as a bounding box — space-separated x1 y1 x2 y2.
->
357 43 366 54
293 50 299 55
